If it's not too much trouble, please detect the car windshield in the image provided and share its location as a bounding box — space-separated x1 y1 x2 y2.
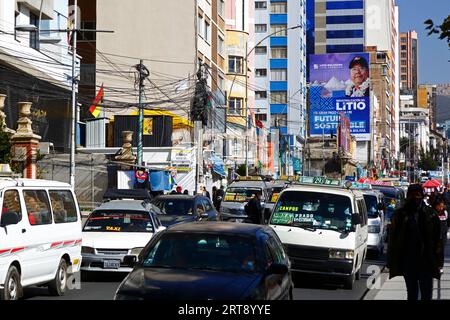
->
270 191 353 232
83 210 154 233
142 233 258 274
363 195 379 219
151 198 193 215
224 187 262 203
269 187 284 203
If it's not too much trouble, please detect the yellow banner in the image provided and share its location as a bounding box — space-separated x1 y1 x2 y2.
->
143 117 153 135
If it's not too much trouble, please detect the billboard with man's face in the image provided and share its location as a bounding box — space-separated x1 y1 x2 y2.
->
309 53 371 141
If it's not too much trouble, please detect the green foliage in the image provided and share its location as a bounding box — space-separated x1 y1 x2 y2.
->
418 148 439 171
0 120 12 164
425 15 450 47
399 137 409 154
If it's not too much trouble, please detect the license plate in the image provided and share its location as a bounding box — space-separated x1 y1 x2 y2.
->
103 260 121 269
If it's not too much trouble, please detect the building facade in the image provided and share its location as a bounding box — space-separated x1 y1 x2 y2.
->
418 84 437 131
254 0 307 176
0 0 79 151
399 31 418 99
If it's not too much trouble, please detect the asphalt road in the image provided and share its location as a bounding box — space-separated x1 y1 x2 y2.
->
25 251 386 300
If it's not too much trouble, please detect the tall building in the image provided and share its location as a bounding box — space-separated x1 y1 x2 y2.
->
75 0 226 127
307 0 365 55
418 84 437 131
399 31 418 98
365 0 400 174
254 0 307 176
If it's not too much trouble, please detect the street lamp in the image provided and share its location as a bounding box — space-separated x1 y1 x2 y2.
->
227 24 302 177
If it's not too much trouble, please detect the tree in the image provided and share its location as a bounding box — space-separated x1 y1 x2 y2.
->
425 15 450 47
0 120 12 164
418 148 439 171
236 164 247 177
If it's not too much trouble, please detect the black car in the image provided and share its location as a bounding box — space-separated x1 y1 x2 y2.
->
150 195 219 227
114 222 294 300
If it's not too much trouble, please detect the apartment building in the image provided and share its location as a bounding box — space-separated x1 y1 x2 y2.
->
254 0 307 176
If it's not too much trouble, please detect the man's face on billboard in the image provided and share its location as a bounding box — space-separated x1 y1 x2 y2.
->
350 64 369 86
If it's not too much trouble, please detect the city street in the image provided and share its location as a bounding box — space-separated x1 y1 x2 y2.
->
24 253 386 301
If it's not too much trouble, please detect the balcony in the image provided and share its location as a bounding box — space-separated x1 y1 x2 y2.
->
17 0 54 19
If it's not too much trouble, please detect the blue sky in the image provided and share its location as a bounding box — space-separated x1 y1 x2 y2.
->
397 0 449 84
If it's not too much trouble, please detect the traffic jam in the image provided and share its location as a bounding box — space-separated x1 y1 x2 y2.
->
0 175 405 300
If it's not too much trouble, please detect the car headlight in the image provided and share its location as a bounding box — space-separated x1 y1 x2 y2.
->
130 247 144 255
81 246 95 254
329 249 354 260
368 225 381 234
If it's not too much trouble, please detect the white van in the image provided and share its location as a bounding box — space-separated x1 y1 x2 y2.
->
269 178 368 290
0 178 82 300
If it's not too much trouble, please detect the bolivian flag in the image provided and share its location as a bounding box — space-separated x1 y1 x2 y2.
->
89 84 104 118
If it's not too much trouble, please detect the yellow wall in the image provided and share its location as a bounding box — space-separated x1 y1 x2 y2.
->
418 87 428 108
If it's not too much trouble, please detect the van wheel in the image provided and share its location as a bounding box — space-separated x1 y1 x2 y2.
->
344 274 355 290
48 259 68 296
0 266 22 300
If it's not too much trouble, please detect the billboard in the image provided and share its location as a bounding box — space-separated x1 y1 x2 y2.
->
309 53 371 141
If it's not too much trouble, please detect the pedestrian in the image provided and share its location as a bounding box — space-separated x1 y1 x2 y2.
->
212 186 217 204
201 186 211 199
387 184 442 300
183 190 189 195
244 191 263 225
432 195 450 271
214 186 225 211
176 186 183 194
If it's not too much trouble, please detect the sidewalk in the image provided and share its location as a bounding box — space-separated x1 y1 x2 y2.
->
365 238 450 300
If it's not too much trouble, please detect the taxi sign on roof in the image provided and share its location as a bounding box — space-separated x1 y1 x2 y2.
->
235 176 263 181
344 181 372 189
298 176 341 186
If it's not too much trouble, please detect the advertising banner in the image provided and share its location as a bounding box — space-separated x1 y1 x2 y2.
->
309 53 371 141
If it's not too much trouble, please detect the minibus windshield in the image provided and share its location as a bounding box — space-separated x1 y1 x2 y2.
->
223 188 262 203
83 210 154 233
270 191 353 232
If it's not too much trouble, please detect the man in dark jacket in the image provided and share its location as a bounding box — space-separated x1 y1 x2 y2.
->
245 192 263 225
214 186 225 211
387 184 442 300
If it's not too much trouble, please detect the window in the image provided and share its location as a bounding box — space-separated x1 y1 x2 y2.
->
255 24 267 33
229 97 243 114
204 20 210 43
24 190 52 225
79 21 96 41
255 46 267 55
218 75 225 91
271 2 287 13
218 0 225 17
1 190 22 225
49 190 78 224
195 202 205 215
401 52 407 58
202 199 214 212
255 1 267 9
255 114 267 122
270 113 287 127
29 13 39 50
228 56 244 74
401 45 407 50
401 67 407 73
270 91 287 104
197 14 203 36
271 69 287 81
401 60 406 66
401 75 407 81
271 47 287 58
218 36 224 56
255 69 267 77
270 25 287 36
255 91 267 99
268 237 285 264
401 37 407 43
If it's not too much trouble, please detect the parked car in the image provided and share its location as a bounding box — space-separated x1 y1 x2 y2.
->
0 179 82 300
150 195 219 227
114 222 293 300
361 190 386 257
81 199 165 273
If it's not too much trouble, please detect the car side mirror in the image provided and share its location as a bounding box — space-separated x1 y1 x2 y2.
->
267 263 289 275
352 214 362 226
123 255 137 268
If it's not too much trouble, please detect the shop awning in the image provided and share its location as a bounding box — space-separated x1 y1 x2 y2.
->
211 153 226 177
130 110 192 130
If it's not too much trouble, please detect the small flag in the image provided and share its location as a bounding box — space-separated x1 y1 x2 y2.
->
89 84 104 118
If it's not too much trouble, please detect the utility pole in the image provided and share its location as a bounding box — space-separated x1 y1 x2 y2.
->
245 42 249 177
135 60 149 166
69 0 78 188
